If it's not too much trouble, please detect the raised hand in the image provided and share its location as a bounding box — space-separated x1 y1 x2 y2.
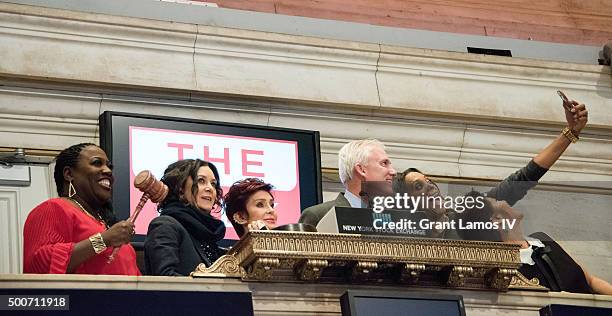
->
559 91 588 135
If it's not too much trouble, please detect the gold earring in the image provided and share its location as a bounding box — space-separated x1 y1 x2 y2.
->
68 181 77 198
233 214 247 224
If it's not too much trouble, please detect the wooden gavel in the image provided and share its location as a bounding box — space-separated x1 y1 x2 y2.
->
107 170 168 263
130 170 169 222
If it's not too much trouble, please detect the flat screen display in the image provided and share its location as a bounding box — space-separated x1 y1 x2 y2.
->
341 290 465 316
99 111 322 240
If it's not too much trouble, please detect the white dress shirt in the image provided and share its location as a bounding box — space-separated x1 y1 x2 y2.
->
519 237 545 265
344 190 364 208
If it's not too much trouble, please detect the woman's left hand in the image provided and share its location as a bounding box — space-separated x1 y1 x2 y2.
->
564 100 588 135
246 220 269 232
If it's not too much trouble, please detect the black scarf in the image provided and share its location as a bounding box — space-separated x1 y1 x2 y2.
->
160 201 226 243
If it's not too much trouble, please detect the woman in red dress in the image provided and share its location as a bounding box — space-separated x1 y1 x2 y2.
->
23 143 140 275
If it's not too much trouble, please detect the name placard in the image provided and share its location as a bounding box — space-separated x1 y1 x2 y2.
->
317 207 430 237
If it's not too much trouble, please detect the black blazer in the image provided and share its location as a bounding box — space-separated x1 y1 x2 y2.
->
519 232 593 293
299 192 350 227
144 215 222 276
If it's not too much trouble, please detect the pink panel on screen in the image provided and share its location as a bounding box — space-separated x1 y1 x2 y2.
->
128 126 301 240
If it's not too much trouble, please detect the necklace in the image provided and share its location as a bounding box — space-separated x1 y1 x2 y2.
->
69 198 108 228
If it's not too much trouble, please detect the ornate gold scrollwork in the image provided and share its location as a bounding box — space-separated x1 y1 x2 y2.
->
198 231 524 290
446 266 474 287
245 257 280 280
280 258 297 269
509 271 549 291
400 263 426 283
485 268 517 290
471 267 487 279
191 255 243 278
295 259 329 281
350 261 378 280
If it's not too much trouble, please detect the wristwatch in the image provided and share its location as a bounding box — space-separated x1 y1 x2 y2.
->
89 233 107 254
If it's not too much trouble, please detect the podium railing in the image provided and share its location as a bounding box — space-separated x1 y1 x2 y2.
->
192 231 545 291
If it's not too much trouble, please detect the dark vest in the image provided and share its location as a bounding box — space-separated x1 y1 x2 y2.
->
518 232 592 293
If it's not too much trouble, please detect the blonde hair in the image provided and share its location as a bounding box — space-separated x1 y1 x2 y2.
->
338 139 385 184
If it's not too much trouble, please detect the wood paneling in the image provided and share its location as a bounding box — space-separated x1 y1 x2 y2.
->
201 0 612 45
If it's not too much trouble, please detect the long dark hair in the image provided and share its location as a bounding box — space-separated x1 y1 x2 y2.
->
393 167 423 194
53 143 117 226
456 191 502 242
159 159 223 212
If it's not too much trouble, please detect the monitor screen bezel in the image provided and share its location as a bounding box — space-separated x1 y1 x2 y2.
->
340 290 466 316
99 111 322 242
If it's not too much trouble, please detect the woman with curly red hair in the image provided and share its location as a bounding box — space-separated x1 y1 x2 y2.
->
224 178 277 237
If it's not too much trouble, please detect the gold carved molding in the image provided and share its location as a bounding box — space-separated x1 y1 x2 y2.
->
400 263 426 283
446 266 474 287
509 272 548 291
486 268 518 290
191 255 243 278
296 259 328 281
245 257 280 280
193 231 547 291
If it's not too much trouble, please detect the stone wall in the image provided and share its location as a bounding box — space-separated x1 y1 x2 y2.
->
1 2 610 281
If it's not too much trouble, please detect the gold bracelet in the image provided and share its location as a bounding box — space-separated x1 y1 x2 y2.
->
561 127 579 143
89 233 107 254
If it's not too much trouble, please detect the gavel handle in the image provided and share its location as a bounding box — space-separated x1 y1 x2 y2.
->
130 193 150 223
107 193 150 263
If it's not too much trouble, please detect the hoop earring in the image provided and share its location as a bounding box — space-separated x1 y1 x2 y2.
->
68 181 77 198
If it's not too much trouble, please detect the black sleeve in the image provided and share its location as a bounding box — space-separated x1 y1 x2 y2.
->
144 217 183 276
298 208 320 226
486 159 549 206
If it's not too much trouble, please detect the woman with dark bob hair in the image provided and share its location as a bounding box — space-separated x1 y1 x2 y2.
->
23 143 139 275
224 178 277 238
144 159 226 276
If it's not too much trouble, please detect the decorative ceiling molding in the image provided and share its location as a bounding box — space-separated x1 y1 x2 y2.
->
1 3 610 128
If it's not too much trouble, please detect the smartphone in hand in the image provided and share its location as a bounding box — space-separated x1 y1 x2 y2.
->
557 90 574 112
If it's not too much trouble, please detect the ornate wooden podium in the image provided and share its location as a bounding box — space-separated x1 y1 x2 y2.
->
192 231 544 291
4 232 609 315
